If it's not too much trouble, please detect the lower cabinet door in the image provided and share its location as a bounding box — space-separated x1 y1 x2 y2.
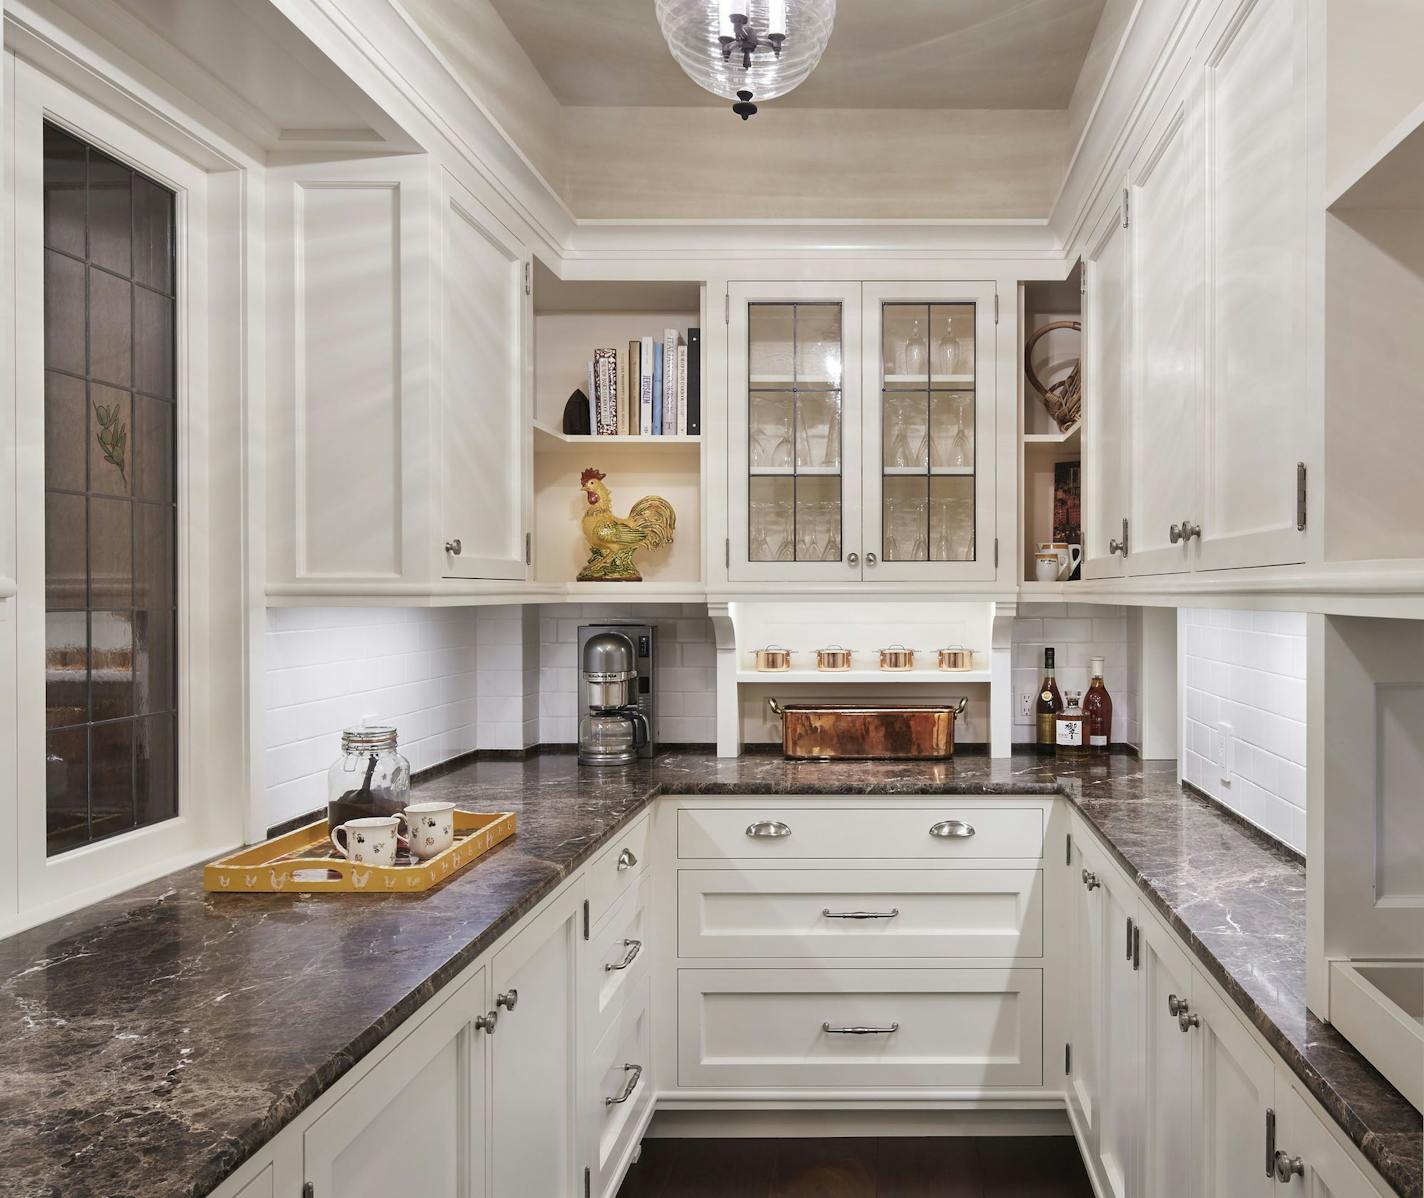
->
1138 916 1199 1198
491 885 582 1198
583 875 651 1039
1191 979 1277 1198
1092 857 1141 1198
582 979 654 1198
676 868 1044 959
1066 833 1102 1150
677 967 1042 1089
1273 1080 1383 1198
303 966 487 1198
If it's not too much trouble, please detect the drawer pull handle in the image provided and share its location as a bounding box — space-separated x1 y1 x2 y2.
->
822 1022 899 1035
616 847 638 872
929 820 975 839
605 939 643 972
605 1062 643 1106
822 909 900 920
746 820 792 839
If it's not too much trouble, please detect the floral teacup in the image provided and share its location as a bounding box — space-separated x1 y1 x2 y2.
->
403 801 457 860
330 815 406 867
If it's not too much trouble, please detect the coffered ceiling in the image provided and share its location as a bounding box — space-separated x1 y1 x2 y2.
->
488 0 1110 110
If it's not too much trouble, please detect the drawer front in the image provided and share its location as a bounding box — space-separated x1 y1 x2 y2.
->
677 806 1044 861
583 978 653 1198
586 813 651 929
584 876 651 1037
677 967 1043 1088
677 868 1043 959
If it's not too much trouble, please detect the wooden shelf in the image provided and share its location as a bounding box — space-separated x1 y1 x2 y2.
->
1328 97 1424 211
534 420 700 449
736 668 991 685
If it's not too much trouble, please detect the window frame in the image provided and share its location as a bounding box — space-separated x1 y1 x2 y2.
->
7 57 238 927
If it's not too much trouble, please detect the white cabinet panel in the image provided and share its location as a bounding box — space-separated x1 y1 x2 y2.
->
1096 868 1141 1198
676 867 1044 959
583 875 651 1038
1197 0 1309 570
1138 916 1198 1198
1066 834 1102 1149
1192 978 1276 1198
1128 91 1203 576
1273 1080 1386 1198
1082 193 1131 580
303 966 486 1198
585 813 652 929
676 805 1044 861
229 1166 274 1198
582 978 653 1198
677 967 1043 1088
491 886 581 1198
439 172 530 581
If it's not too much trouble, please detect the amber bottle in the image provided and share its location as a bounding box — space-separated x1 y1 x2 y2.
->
1035 648 1063 750
1082 655 1114 752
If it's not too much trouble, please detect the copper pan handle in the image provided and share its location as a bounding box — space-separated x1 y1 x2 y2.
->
954 696 968 717
768 698 785 721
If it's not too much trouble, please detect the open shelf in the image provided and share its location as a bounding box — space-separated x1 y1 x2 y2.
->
737 668 990 685
1023 422 1080 450
534 420 700 449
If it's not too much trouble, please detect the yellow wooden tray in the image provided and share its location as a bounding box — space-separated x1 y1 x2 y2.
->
204 810 516 894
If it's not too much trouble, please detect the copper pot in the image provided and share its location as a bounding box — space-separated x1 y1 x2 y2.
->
768 697 969 760
937 646 974 671
753 644 793 672
878 644 916 671
815 645 853 672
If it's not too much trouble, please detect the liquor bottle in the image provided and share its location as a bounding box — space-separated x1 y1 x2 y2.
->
1056 692 1087 755
1035 648 1063 749
1082 655 1113 752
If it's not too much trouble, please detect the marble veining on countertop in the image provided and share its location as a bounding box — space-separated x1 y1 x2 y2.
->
0 753 1418 1198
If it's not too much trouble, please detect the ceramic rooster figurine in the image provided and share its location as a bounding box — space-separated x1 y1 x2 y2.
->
576 467 676 582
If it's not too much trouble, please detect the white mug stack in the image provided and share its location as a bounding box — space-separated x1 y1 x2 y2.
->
1036 541 1082 582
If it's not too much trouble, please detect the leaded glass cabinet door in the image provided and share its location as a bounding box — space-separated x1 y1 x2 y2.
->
861 283 997 581
728 282 863 582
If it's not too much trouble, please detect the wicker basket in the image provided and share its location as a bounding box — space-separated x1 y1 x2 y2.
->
1025 320 1082 432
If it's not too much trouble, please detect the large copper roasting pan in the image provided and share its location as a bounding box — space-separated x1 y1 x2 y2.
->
767 697 969 760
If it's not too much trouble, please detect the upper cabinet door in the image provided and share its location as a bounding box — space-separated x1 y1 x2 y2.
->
728 282 863 583
862 283 997 582
1082 193 1131 580
1194 0 1309 571
1127 85 1205 577
439 172 531 581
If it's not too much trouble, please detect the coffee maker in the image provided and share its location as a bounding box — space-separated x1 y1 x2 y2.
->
577 624 656 766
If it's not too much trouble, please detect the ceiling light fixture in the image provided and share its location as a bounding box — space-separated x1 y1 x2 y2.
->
656 0 836 120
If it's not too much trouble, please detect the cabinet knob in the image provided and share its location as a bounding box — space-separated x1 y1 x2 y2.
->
866 552 878 566
847 552 859 566
1182 520 1201 541
1274 1152 1305 1182
496 989 518 1011
1169 523 1184 545
445 538 463 555
1082 869 1101 891
616 847 638 872
746 819 791 839
475 1010 498 1034
1108 538 1126 555
1178 1008 1200 1032
1167 993 1186 1017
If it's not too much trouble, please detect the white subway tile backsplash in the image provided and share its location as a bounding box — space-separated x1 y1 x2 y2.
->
1012 603 1137 747
1180 608 1307 853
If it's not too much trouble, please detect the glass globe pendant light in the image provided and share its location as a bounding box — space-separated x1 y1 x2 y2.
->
656 0 836 119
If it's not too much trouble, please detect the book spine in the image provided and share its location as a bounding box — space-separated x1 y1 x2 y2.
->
686 327 702 435
639 336 654 435
676 344 688 436
626 340 639 436
652 342 664 436
662 328 678 435
593 347 617 435
614 346 625 436
586 359 597 434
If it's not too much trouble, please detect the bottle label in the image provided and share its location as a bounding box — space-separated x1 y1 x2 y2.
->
1036 712 1055 745
1090 734 1108 747
1057 717 1084 747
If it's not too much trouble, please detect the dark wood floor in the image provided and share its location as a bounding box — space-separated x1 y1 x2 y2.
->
615 1136 1095 1197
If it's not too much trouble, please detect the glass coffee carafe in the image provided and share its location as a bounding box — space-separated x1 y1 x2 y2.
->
578 708 649 767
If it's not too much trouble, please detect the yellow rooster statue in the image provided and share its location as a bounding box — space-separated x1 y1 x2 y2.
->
576 467 676 582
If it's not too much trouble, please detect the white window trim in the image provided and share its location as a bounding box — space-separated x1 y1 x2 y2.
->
3 45 252 936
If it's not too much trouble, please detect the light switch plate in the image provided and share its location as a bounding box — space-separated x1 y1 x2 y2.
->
1214 722 1233 783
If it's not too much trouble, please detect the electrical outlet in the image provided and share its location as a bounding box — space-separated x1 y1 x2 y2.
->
1017 692 1035 724
1214 721 1233 784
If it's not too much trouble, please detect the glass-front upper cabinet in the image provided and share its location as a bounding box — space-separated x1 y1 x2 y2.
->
862 282 995 581
728 281 996 583
728 282 863 581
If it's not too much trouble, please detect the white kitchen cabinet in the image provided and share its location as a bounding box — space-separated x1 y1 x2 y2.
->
490 883 582 1198
438 169 533 581
1137 913 1199 1198
302 965 488 1198
581 978 653 1198
266 156 532 599
1081 191 1131 581
1066 833 1102 1151
1272 1078 1388 1198
728 280 997 584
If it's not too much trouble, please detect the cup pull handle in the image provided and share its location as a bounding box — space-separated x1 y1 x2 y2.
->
746 820 791 838
929 820 975 839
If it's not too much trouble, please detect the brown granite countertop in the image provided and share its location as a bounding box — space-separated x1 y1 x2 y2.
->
0 753 1417 1198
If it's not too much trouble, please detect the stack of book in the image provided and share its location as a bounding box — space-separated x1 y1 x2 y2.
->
584 327 701 437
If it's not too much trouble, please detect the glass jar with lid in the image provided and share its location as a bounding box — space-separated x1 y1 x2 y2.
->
327 726 411 829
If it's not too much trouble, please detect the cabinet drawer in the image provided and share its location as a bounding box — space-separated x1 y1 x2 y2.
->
677 967 1042 1088
582 978 652 1198
584 876 651 1038
677 805 1043 861
586 813 651 930
678 868 1043 959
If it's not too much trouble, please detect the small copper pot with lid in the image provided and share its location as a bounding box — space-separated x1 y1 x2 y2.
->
815 644 854 672
878 644 916 671
937 645 974 671
753 644 793 672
